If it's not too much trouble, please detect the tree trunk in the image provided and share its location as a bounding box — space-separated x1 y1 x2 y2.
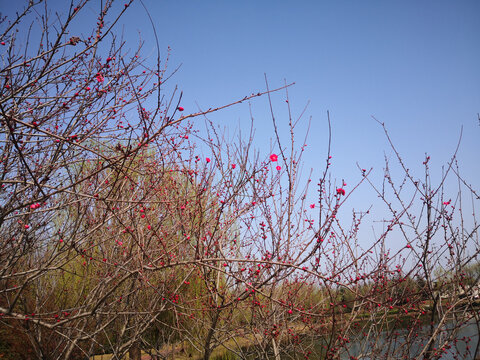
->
203 310 221 360
129 342 142 360
272 338 280 360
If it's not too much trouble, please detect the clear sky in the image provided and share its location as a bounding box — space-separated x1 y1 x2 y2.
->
117 0 480 244
113 0 479 177
3 0 479 252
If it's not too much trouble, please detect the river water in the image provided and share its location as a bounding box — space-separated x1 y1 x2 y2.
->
339 319 479 359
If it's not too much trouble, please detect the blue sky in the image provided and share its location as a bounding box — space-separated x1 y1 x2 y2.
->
117 1 480 232
5 0 475 181
115 0 479 175
3 0 479 253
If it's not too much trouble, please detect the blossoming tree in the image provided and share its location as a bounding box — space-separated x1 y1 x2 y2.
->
1 1 479 360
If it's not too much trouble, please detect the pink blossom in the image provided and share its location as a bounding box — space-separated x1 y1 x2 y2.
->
95 74 104 82
336 188 346 196
177 106 184 111
206 157 211 163
276 165 281 171
270 154 278 162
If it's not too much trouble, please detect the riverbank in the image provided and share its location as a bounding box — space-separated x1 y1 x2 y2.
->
91 303 480 360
